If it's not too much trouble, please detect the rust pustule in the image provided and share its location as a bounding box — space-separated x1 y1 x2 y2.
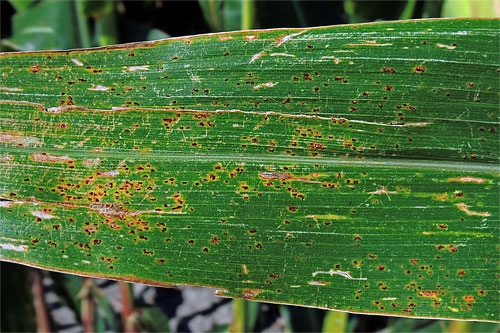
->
418 290 439 298
242 288 263 299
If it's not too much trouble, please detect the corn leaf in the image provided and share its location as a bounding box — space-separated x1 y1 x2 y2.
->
0 18 499 322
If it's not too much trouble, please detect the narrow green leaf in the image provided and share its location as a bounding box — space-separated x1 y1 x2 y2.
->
7 0 37 13
223 0 243 32
4 0 81 51
322 310 348 333
0 18 499 322
442 0 500 18
137 307 171 332
198 0 224 32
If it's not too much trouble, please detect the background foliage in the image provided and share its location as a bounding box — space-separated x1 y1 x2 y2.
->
1 0 499 332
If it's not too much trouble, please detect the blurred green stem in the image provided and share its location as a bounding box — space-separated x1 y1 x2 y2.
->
74 0 91 48
400 0 417 20
119 282 136 332
31 269 52 333
230 299 245 332
80 278 95 333
322 311 348 333
241 0 254 30
447 320 471 333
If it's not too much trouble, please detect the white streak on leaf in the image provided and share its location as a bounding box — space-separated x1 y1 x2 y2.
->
345 41 392 47
249 51 265 64
71 58 84 66
312 269 367 280
0 87 23 92
448 176 486 183
370 187 397 195
32 211 58 219
276 30 306 47
253 82 276 90
269 53 295 57
308 281 329 286
0 243 28 252
96 170 119 177
128 65 150 72
456 203 490 217
436 43 456 49
0 237 27 243
88 85 110 91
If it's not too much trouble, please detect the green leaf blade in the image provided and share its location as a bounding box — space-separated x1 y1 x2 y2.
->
0 18 499 322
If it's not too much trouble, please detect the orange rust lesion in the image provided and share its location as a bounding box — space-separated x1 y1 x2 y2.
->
437 244 458 253
413 65 426 73
210 235 221 245
463 295 476 303
418 290 439 298
435 193 448 201
242 288 263 299
29 64 41 73
381 67 396 73
99 256 118 263
218 35 233 41
309 142 326 150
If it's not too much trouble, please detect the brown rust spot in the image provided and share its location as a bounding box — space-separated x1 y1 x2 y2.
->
463 295 476 303
435 193 448 201
381 67 396 73
210 235 221 245
31 153 72 163
418 290 439 298
242 288 263 299
29 65 41 73
309 142 326 150
414 66 426 73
